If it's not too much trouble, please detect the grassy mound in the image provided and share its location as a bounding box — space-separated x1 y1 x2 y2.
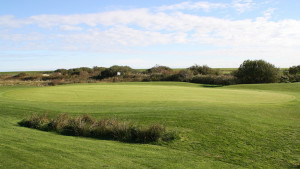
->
18 114 178 143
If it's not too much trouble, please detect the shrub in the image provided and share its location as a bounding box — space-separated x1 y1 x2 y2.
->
168 69 194 82
18 113 49 130
22 75 41 81
14 72 28 78
146 65 173 74
188 65 220 75
97 65 134 79
54 69 68 75
137 124 165 143
48 79 64 86
288 65 300 82
191 74 236 85
289 65 300 75
19 114 178 143
234 60 280 84
42 73 64 81
144 73 170 81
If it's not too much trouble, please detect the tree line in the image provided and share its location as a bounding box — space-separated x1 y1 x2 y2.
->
5 60 300 86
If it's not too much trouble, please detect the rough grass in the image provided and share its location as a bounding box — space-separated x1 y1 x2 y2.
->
0 82 299 168
18 113 178 143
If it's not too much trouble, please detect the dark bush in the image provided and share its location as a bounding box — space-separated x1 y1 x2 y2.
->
289 65 300 75
167 69 194 82
145 73 169 81
146 65 173 74
234 60 279 84
137 124 165 143
22 75 42 81
18 114 49 130
97 65 133 79
189 65 220 75
287 65 300 82
279 74 290 83
14 72 28 78
191 74 236 85
54 69 68 75
289 74 300 82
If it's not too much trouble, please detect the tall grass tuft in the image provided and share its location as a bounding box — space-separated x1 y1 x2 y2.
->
19 114 179 143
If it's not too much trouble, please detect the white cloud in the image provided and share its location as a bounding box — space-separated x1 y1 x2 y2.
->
262 8 276 20
0 15 31 27
60 25 83 31
1 9 300 49
0 2 300 68
158 0 257 13
158 1 227 11
232 0 256 13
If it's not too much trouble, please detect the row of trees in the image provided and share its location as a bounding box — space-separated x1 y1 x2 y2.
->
9 60 300 85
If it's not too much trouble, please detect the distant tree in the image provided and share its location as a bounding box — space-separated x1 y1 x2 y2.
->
188 65 219 75
54 69 68 75
99 65 133 79
146 65 172 74
234 60 279 84
78 67 93 73
92 66 106 72
288 65 300 75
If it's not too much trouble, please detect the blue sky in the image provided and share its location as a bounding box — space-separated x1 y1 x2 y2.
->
0 0 300 71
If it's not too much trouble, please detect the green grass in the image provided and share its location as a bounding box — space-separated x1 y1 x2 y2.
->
0 71 53 76
0 82 299 168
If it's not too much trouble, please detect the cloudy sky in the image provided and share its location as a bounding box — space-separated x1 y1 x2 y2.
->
0 0 300 71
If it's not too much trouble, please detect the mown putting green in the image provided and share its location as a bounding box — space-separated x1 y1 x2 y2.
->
4 83 294 104
0 82 299 168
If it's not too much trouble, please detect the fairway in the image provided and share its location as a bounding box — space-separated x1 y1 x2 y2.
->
0 82 299 168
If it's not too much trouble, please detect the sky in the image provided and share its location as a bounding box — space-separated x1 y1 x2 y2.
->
0 0 300 71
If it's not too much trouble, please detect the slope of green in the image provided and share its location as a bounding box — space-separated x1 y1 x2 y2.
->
0 82 299 168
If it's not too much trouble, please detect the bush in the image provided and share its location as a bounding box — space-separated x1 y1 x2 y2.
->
18 114 49 130
19 114 178 143
146 65 173 74
191 74 236 85
97 65 133 79
188 65 220 75
14 72 28 78
234 60 280 84
168 69 194 82
54 69 68 75
136 124 165 143
289 65 300 75
288 65 300 82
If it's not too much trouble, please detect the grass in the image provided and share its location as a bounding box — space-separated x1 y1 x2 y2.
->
0 82 299 168
0 71 53 75
18 113 178 143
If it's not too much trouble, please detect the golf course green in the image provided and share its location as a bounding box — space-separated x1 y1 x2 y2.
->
0 82 299 168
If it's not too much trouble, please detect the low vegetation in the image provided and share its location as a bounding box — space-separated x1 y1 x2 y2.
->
18 113 179 143
1 60 299 87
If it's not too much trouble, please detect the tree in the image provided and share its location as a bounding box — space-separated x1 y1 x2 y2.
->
188 65 220 75
99 65 133 79
146 65 172 74
234 60 279 84
288 65 300 75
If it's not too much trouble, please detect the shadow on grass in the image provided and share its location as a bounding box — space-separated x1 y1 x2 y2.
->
201 84 224 88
